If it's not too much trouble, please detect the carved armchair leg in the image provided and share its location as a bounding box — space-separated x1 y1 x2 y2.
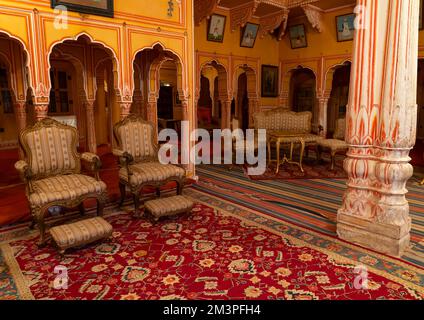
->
29 214 37 230
133 193 141 218
119 183 126 206
97 194 106 217
317 145 322 162
156 187 161 197
35 209 48 247
330 151 336 171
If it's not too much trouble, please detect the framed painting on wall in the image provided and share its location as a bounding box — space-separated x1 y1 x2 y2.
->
261 65 279 98
51 0 114 18
288 24 307 49
240 23 259 48
336 13 355 42
207 14 226 43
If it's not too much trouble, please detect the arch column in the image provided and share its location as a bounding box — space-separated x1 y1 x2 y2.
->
120 101 132 120
338 0 419 256
133 89 144 116
14 101 27 158
219 96 232 130
34 97 49 121
247 93 259 127
14 101 27 134
147 92 159 138
84 99 97 153
317 94 330 137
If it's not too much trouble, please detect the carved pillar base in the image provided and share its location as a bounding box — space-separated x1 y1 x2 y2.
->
337 147 413 257
34 103 49 121
337 214 410 257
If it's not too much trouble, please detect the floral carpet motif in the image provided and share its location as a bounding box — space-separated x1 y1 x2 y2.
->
244 158 347 180
1 191 423 300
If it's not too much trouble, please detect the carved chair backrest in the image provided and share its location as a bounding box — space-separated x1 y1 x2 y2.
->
19 118 80 180
333 118 346 140
114 115 159 162
253 108 312 134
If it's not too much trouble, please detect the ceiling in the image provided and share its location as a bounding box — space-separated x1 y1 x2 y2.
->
217 0 356 18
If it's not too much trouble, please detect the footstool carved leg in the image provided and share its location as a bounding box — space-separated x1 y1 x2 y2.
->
79 203 85 216
97 196 106 217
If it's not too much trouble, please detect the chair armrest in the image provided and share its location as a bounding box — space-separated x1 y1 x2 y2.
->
113 149 134 164
81 152 102 180
113 149 134 176
15 160 34 193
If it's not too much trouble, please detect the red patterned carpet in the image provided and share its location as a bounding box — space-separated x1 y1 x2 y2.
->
1 190 423 300
244 158 347 180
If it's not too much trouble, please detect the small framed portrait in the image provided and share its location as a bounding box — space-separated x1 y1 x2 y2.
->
207 14 226 43
261 65 279 98
51 0 114 18
288 24 308 49
240 23 259 48
336 13 355 42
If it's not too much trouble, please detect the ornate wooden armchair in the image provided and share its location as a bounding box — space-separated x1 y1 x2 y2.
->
113 115 186 216
15 118 108 246
229 118 258 170
317 118 348 170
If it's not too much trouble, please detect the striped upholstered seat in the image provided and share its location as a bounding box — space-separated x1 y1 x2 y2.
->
119 162 185 186
50 217 113 254
29 175 107 207
145 195 194 221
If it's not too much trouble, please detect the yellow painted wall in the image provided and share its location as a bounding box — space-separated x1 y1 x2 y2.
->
280 6 355 60
281 5 424 62
195 8 281 108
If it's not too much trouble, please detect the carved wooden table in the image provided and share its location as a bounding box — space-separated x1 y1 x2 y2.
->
267 131 306 174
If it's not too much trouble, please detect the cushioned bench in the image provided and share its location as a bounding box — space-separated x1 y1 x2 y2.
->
50 217 113 254
253 109 322 158
144 195 194 221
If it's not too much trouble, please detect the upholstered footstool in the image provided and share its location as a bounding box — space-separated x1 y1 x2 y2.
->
317 139 348 170
50 217 113 254
144 195 194 221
